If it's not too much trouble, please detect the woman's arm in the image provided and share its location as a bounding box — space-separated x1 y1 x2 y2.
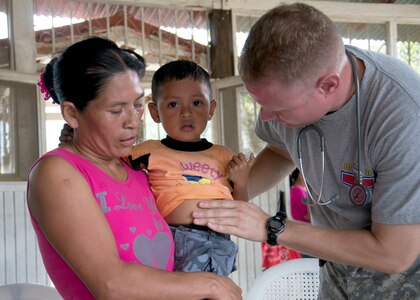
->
28 156 241 300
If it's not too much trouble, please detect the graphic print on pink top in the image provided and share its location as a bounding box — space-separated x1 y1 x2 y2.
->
28 148 174 300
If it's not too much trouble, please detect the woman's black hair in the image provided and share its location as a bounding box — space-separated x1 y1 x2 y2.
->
289 168 301 186
151 60 211 103
42 36 146 110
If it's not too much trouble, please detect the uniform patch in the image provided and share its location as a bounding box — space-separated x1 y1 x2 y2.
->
341 170 375 188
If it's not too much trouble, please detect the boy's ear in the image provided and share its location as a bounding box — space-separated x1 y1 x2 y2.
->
148 102 161 123
208 99 217 120
61 102 79 128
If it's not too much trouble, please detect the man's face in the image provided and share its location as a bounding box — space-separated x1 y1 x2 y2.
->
245 78 328 128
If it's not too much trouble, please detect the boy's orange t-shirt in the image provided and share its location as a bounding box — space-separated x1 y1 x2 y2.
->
127 138 234 218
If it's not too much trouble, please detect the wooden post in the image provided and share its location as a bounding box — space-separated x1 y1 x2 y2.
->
8 0 39 179
209 9 240 153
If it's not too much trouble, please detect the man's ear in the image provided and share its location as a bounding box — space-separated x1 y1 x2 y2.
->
61 102 79 128
208 99 217 121
148 102 161 123
317 72 340 95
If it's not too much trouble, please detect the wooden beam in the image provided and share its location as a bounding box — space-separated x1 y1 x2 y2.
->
209 9 240 152
80 0 218 10
44 0 420 24
11 0 37 72
372 0 396 3
209 9 235 79
225 0 420 24
386 20 398 57
0 68 38 84
0 68 155 85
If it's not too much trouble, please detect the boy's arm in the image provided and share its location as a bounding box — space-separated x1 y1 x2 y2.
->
125 153 150 170
228 152 255 201
123 141 153 170
58 123 73 146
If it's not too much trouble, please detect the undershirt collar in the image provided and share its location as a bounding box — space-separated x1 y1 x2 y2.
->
161 135 213 152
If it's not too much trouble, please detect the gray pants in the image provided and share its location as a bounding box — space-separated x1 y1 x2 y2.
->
170 224 238 276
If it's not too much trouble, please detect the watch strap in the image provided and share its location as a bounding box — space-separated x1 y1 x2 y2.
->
266 211 286 246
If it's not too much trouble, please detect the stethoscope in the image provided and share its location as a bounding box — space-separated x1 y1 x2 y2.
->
297 48 372 207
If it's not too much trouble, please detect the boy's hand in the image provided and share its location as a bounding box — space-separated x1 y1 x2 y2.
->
58 123 74 146
227 152 255 201
227 152 255 182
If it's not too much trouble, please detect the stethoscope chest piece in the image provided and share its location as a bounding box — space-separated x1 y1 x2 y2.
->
349 183 372 206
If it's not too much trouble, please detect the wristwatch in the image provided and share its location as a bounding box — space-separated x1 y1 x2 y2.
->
266 211 287 246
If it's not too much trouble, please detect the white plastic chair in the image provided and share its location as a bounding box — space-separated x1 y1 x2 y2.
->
0 283 62 300
246 258 320 300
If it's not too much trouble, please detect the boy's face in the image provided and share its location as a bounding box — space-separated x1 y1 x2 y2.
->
148 78 216 142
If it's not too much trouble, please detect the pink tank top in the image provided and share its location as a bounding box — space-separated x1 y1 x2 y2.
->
27 148 175 299
290 185 309 223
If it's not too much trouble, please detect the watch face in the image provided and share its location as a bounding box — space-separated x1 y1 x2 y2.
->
267 214 286 246
269 218 283 231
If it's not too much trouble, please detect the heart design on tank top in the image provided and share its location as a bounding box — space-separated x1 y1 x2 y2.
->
133 232 172 269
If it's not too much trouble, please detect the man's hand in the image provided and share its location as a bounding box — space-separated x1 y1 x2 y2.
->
192 200 269 242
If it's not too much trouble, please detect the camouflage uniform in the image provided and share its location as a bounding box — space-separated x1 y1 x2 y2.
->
319 258 420 299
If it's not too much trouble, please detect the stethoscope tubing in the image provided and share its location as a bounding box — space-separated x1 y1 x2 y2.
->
297 48 363 206
297 125 329 206
347 49 364 185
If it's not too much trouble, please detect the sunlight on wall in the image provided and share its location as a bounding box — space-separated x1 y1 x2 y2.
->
0 13 7 39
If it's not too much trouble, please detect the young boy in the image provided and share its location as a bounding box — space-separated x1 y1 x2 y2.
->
59 60 253 275
127 60 253 275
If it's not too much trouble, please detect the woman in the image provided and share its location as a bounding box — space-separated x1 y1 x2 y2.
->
27 36 241 299
289 168 310 223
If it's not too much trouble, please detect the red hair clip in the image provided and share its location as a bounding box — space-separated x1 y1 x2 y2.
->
37 73 54 102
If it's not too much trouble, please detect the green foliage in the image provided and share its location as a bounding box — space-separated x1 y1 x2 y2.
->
238 87 265 154
398 41 420 73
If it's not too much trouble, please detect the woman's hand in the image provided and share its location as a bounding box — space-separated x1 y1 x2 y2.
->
192 200 269 242
206 275 242 300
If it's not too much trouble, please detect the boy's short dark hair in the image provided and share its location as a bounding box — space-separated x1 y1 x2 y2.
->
151 60 212 103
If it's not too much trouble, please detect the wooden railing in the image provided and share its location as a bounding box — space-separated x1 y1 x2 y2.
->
0 182 52 286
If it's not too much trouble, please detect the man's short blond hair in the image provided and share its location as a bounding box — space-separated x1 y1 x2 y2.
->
239 3 344 85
